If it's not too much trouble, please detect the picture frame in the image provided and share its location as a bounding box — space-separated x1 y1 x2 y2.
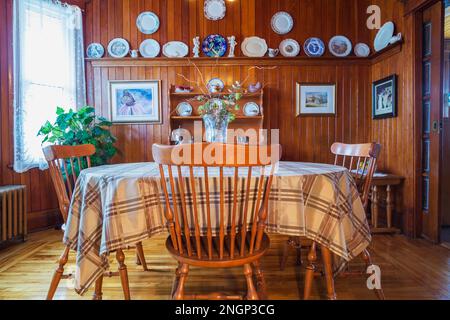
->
372 75 397 120
296 83 336 116
109 80 162 124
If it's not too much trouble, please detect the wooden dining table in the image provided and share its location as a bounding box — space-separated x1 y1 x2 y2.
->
64 161 371 295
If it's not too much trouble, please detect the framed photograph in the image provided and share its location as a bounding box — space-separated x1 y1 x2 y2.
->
372 75 397 120
296 83 336 116
109 80 162 123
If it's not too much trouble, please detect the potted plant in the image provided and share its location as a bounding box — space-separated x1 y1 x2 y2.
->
38 106 117 167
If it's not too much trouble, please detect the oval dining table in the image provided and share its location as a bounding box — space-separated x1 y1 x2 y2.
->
63 161 371 296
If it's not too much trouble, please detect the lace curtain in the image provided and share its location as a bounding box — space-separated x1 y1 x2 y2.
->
13 0 86 173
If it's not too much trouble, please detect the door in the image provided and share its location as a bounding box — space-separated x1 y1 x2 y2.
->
421 1 443 242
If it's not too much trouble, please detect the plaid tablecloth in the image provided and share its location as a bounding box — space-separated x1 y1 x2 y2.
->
64 162 370 295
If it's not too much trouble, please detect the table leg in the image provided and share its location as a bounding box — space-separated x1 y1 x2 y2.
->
386 185 393 229
371 186 379 228
321 246 337 300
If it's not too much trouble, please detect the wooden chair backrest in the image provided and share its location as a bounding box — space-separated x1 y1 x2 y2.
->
43 144 96 223
331 142 381 209
152 143 282 260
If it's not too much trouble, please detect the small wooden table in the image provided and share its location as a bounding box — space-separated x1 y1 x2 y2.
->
370 173 404 234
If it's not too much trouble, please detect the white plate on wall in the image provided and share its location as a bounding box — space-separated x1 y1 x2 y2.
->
374 21 395 52
204 0 226 20
176 102 193 116
241 37 268 57
354 43 370 57
136 12 160 35
139 39 160 58
107 38 130 58
271 11 294 35
328 36 352 57
162 41 189 58
86 43 104 59
243 102 260 116
279 39 301 57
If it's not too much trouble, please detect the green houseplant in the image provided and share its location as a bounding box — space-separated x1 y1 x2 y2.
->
38 106 117 167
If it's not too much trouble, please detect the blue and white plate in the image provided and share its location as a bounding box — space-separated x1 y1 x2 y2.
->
86 43 104 59
207 78 225 93
202 34 227 57
137 12 160 35
107 38 130 58
303 38 325 57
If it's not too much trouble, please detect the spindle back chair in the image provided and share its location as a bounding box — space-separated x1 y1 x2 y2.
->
153 143 281 300
331 142 381 209
43 144 95 223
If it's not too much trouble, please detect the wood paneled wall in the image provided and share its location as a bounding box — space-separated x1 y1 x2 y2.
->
85 0 373 167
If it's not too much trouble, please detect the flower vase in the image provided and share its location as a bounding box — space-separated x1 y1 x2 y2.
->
203 114 229 143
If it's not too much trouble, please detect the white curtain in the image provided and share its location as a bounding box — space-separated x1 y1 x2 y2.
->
13 0 86 173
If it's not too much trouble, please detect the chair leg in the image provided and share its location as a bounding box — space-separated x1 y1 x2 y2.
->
303 242 317 300
321 246 337 300
362 249 385 300
252 260 268 300
135 242 149 271
244 264 259 300
280 237 302 271
173 264 189 300
92 275 104 300
46 245 70 300
116 249 131 300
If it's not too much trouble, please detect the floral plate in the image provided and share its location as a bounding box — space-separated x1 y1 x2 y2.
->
202 34 227 57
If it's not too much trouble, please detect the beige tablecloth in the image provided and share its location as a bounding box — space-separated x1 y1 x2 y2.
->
64 162 370 295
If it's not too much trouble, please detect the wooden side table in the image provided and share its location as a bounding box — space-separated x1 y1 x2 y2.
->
370 173 404 234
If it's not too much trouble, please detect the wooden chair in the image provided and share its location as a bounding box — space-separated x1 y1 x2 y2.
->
152 143 281 300
280 142 385 300
43 144 148 300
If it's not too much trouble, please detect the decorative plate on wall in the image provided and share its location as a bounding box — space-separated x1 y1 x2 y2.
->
162 41 189 58
176 102 193 117
86 43 104 59
279 39 301 57
271 11 294 35
207 78 225 93
328 36 352 57
303 38 325 57
243 102 260 116
202 34 227 57
374 21 395 52
107 38 130 58
354 43 371 57
204 0 226 21
136 12 160 35
241 37 268 57
139 39 161 58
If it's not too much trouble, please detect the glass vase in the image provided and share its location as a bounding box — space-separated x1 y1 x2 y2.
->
203 114 229 143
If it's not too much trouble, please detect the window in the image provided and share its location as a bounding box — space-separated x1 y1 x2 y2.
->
13 0 85 173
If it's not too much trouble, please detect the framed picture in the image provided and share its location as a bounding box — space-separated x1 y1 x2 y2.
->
296 83 336 116
372 75 397 120
109 80 162 123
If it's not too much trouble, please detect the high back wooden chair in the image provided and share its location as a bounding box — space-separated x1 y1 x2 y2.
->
281 142 384 300
331 142 381 209
43 144 147 300
153 143 281 300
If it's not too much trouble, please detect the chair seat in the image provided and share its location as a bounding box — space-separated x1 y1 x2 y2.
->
165 232 270 268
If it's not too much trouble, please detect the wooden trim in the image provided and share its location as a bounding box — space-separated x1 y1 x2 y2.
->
404 0 441 16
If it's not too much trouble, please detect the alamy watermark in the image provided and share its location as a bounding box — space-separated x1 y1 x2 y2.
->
366 264 382 290
367 5 382 30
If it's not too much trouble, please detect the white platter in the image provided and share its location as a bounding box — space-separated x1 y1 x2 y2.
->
176 102 193 117
279 39 301 57
243 102 260 116
137 12 160 35
86 43 104 59
354 43 370 57
374 21 395 52
204 0 226 21
271 11 294 35
207 78 225 93
328 36 352 57
139 39 160 58
162 41 189 58
107 38 130 58
241 37 268 57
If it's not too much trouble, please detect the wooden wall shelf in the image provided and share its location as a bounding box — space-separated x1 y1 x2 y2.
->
86 42 402 68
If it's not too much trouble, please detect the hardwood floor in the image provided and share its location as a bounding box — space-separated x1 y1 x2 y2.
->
0 230 449 300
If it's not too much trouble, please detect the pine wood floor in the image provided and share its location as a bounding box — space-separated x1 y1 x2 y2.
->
0 230 449 300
